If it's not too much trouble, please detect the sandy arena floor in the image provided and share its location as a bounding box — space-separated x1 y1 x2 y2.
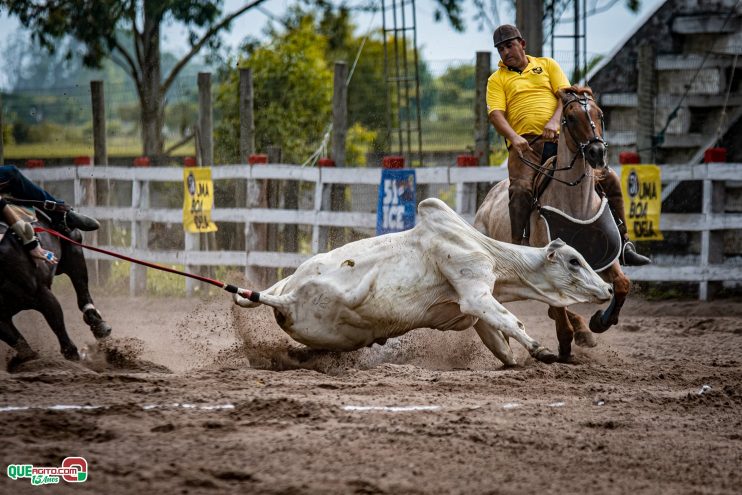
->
0 281 741 494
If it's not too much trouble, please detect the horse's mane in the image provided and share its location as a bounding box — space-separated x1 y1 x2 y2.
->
560 85 593 98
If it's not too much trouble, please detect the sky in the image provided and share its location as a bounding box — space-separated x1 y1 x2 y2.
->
0 0 665 86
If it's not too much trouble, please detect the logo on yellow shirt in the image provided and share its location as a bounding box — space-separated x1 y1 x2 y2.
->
532 67 543 74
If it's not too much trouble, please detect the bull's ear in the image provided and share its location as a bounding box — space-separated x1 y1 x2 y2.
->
546 238 565 261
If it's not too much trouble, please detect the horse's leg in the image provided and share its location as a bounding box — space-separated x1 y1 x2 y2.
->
474 320 517 367
0 319 38 363
589 263 630 333
547 306 575 362
59 236 111 339
568 310 597 348
35 287 79 360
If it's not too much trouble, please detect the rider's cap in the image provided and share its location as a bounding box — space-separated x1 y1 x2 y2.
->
493 24 523 47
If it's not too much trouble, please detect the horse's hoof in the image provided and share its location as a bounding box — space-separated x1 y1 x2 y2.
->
84 309 112 339
557 344 572 363
62 346 80 361
575 330 597 348
589 311 611 333
92 321 112 340
8 347 39 371
533 347 558 364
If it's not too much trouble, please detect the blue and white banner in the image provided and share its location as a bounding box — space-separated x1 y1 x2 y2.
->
376 169 416 235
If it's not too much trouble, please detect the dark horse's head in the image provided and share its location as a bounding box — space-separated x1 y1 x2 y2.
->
557 86 607 169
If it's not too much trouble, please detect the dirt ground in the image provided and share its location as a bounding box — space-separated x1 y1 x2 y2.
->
0 280 741 494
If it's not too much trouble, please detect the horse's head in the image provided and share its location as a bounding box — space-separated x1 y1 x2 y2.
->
558 87 607 169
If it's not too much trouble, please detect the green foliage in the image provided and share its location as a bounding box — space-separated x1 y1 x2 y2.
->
433 63 475 106
346 123 377 166
215 16 333 163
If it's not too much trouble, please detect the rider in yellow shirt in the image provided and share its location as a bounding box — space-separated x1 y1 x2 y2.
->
487 24 649 266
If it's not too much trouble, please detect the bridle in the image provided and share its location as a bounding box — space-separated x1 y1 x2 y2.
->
561 93 607 159
519 91 608 188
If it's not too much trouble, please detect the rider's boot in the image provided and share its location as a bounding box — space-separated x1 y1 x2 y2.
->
508 187 533 246
51 209 100 232
602 172 651 266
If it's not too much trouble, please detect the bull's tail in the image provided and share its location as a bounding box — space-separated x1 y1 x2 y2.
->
233 276 293 309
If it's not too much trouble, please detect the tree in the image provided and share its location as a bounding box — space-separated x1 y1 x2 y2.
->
0 0 271 159
214 16 333 164
1 0 467 162
473 0 641 34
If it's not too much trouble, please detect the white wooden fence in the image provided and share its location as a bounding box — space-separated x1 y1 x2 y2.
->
24 162 742 299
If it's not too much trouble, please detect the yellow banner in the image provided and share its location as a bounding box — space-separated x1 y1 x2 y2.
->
621 164 663 241
183 167 218 233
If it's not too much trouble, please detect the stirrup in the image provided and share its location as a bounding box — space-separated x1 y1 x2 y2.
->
620 241 651 266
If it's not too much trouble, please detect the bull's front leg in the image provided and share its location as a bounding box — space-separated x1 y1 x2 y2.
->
457 282 558 364
473 320 517 367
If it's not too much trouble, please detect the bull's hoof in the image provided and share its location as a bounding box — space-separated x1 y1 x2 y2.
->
575 330 597 348
533 346 558 364
589 310 613 334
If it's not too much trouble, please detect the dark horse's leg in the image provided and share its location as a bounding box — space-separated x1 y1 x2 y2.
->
35 287 79 360
57 231 112 339
0 318 38 363
589 263 630 333
548 306 575 361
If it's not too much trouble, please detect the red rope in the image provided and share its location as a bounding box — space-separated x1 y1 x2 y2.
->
34 226 257 301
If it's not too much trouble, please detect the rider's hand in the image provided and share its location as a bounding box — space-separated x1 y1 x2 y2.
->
510 134 533 158
30 245 57 265
542 119 559 141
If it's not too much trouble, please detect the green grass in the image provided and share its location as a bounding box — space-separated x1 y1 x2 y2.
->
3 140 196 160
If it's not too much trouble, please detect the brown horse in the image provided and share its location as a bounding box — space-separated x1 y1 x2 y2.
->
474 86 630 363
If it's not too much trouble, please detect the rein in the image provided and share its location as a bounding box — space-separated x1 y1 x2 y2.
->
33 226 261 303
519 92 607 189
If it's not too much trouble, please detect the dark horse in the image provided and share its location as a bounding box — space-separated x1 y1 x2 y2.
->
475 86 630 364
0 209 111 364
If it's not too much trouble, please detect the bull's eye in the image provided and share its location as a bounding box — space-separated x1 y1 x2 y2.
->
569 258 580 267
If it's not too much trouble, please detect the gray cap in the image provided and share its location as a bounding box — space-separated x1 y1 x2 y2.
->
493 24 523 47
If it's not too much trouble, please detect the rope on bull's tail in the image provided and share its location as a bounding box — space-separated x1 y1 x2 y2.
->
33 226 260 302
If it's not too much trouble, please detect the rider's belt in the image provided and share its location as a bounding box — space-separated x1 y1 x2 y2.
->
539 197 621 272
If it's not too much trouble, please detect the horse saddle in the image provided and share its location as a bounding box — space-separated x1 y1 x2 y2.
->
538 197 621 272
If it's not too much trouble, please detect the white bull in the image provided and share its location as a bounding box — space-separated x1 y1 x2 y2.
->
234 198 613 366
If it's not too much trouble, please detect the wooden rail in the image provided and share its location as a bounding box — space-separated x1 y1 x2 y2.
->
24 163 742 299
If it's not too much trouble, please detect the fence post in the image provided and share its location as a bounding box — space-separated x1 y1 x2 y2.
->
699 178 725 300
475 51 492 207
637 44 656 164
328 61 348 248
89 80 107 284
240 68 264 284
190 72 213 292
516 0 543 57
231 68 253 253
266 145 281 283
198 72 213 167
130 179 149 295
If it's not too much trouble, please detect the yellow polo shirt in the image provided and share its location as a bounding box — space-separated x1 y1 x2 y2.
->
486 55 571 136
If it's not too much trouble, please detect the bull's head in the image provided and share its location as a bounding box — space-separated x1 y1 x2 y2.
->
542 239 613 306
